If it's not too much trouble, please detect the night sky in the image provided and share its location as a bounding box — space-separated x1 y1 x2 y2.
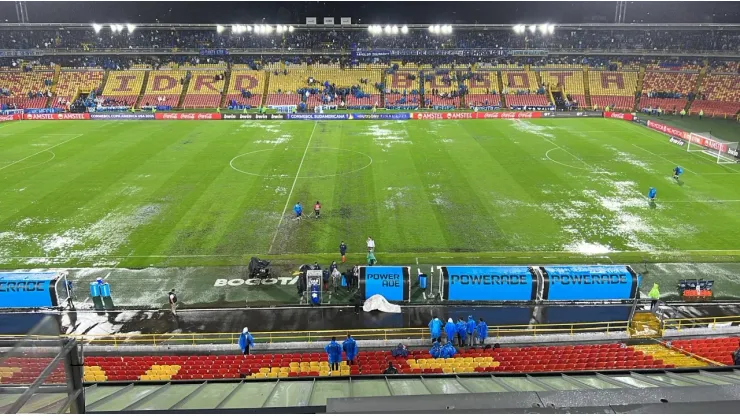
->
0 1 738 25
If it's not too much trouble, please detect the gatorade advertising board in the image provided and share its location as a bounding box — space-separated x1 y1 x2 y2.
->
359 266 410 302
441 266 536 301
541 265 640 301
0 272 60 308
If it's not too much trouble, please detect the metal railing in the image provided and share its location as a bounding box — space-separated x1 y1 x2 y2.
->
0 320 629 347
662 315 740 331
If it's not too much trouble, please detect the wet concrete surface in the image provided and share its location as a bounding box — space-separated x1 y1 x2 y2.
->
3 303 738 337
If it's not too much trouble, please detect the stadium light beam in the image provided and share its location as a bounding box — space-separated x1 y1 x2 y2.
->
92 23 102 33
391 25 399 34
548 24 555 34
401 25 408 34
127 24 136 33
529 25 537 34
288 25 294 32
109 24 118 33
216 24 225 34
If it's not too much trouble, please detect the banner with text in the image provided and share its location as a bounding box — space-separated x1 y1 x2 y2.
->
285 113 349 120
441 266 536 302
0 272 60 308
603 112 635 121
155 113 222 120
646 120 689 140
222 113 286 120
541 265 640 301
349 113 410 120
411 112 541 120
0 114 22 122
359 266 410 302
90 113 154 120
25 113 90 120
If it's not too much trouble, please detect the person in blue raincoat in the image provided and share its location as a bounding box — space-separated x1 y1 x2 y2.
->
343 334 358 365
444 318 457 343
476 318 488 346
456 317 467 348
466 316 477 347
428 316 443 343
429 341 442 359
441 341 457 358
325 336 343 373
293 202 303 221
238 327 255 356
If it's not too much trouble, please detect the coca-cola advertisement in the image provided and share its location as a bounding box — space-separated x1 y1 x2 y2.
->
474 112 541 119
154 113 222 120
603 112 634 121
0 114 20 122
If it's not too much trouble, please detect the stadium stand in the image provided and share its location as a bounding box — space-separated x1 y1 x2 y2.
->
465 71 501 108
640 71 698 112
101 70 146 107
265 70 306 107
501 70 549 107
139 70 186 108
671 336 739 366
0 357 67 384
52 70 104 108
73 340 713 383
0 70 53 109
425 73 461 108
588 70 639 111
690 73 740 117
181 70 226 108
540 70 586 106
225 70 266 108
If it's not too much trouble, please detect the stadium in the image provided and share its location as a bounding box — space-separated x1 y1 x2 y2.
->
1 0 740 413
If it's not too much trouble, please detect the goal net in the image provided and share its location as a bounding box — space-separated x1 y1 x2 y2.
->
687 132 739 164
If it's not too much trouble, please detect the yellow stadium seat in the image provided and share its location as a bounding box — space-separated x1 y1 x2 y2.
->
309 361 319 367
407 359 417 365
443 368 453 374
253 373 266 379
319 371 329 377
340 370 350 376
140 375 151 381
267 373 278 379
409 363 419 370
278 372 289 378
289 362 300 369
259 367 270 374
269 368 280 374
417 359 427 365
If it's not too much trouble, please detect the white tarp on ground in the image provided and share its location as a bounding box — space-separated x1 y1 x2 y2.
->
363 294 402 314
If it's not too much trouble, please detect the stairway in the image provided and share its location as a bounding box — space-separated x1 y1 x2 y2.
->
583 65 592 108
45 64 62 108
686 66 707 113
634 65 646 111
134 70 150 109
177 71 191 109
380 71 387 108
633 345 708 368
629 311 662 338
496 70 506 108
100 69 111 93
219 69 231 109
551 91 567 111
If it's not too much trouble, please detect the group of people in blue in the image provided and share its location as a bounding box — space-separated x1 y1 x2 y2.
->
427 315 489 358
324 335 358 372
647 166 684 203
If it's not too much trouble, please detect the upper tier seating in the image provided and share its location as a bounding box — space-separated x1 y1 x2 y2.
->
53 70 104 107
181 71 226 108
0 71 53 109
100 70 146 107
588 70 638 111
266 69 382 108
225 70 266 108
501 70 548 107
139 70 186 108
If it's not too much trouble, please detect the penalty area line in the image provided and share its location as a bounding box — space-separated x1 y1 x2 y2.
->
0 134 83 172
269 121 318 253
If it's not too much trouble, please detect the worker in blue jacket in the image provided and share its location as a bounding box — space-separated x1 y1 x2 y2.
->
456 317 467 348
444 318 457 343
342 334 358 365
466 316 477 347
476 318 488 346
325 336 343 373
429 341 442 359
428 316 443 343
441 341 457 358
238 327 255 356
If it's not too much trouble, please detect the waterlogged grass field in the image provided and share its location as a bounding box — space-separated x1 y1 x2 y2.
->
1 117 740 272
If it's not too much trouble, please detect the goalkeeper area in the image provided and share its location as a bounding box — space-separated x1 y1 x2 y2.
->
687 131 739 165
1 117 740 272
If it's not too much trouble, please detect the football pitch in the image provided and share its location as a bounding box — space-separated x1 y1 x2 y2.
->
2 117 740 272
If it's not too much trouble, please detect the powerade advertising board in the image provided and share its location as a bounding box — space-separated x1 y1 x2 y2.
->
441 266 536 301
359 266 410 301
0 272 60 308
541 265 640 301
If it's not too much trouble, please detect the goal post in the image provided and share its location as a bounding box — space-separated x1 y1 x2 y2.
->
687 132 739 164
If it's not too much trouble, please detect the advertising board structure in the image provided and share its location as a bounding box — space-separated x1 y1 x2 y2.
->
359 266 410 302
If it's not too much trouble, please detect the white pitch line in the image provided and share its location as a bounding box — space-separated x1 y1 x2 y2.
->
658 199 740 203
631 144 695 174
269 122 318 253
0 134 83 172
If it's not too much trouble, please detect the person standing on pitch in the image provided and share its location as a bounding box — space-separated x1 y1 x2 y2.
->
367 236 375 253
293 202 303 221
168 289 178 316
339 241 347 264
313 201 321 218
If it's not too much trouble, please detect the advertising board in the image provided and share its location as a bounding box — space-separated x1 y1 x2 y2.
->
541 265 640 301
441 266 537 301
359 266 410 302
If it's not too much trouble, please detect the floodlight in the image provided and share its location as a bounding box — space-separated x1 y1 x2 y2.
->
216 25 225 34
547 24 555 34
288 25 294 32
109 24 118 33
277 25 284 33
539 24 547 34
401 25 408 34
127 24 136 33
529 25 536 33
391 25 399 34
246 25 252 32
92 23 102 33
